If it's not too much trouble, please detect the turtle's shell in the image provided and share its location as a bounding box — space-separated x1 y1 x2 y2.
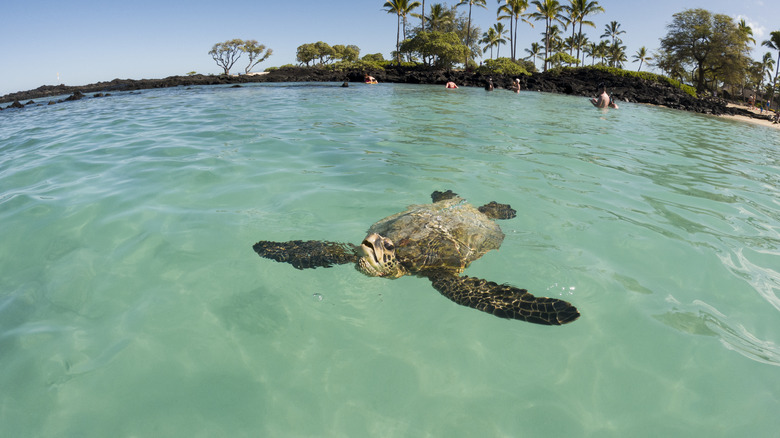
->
366 198 504 274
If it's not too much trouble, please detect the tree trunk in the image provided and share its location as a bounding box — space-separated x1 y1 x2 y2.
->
396 14 401 63
772 53 780 109
509 17 514 61
465 6 473 65
421 0 426 32
513 16 519 61
544 19 550 71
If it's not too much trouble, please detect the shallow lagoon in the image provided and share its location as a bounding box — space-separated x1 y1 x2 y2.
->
1 83 779 436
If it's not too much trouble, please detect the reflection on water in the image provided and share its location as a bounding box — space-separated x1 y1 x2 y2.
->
657 296 780 366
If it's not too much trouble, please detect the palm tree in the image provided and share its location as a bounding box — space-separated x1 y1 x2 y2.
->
525 42 542 69
607 41 626 68
738 19 755 46
480 27 499 59
497 0 533 61
530 0 566 71
546 24 564 53
632 46 651 72
601 20 625 45
492 22 508 58
761 30 780 109
384 0 422 63
583 41 596 65
568 0 603 61
758 52 775 93
595 40 609 65
562 3 576 57
427 3 454 31
457 0 488 62
421 0 426 30
569 32 588 64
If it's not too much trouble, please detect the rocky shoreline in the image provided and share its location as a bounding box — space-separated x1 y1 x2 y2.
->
0 66 767 121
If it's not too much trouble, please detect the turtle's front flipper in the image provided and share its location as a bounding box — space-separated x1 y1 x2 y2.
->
428 273 579 325
253 240 358 270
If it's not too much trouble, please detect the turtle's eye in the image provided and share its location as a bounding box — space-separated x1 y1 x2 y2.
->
384 242 394 251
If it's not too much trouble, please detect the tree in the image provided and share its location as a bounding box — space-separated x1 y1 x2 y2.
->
762 30 780 107
296 43 318 66
607 41 627 68
568 32 588 65
421 0 426 30
583 42 596 65
524 42 542 69
632 46 651 72
296 42 358 65
362 53 386 62
427 3 454 31
241 40 273 74
209 39 244 75
567 0 603 61
384 0 422 63
400 31 470 68
457 0 488 62
738 19 756 46
333 44 361 62
481 27 497 58
498 0 533 61
314 41 336 64
548 51 578 68
601 20 625 45
653 48 686 81
660 9 753 93
595 40 609 65
530 0 566 71
480 26 505 59
757 52 775 94
543 24 564 54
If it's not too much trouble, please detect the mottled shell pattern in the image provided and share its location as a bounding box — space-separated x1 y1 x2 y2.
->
365 197 505 274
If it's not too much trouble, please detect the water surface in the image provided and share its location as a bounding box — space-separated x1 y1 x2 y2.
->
1 83 779 437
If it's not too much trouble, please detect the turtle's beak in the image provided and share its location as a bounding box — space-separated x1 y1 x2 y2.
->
357 233 399 277
360 234 383 269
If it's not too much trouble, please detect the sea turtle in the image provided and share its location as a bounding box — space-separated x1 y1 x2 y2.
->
253 190 579 325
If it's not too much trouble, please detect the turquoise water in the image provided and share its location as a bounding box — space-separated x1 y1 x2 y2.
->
1 83 779 437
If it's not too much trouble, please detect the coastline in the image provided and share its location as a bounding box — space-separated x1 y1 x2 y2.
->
720 104 780 130
0 67 775 131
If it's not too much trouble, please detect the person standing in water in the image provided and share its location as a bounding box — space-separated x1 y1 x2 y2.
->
590 83 618 109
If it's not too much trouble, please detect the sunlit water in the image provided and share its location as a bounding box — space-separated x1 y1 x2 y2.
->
1 83 779 437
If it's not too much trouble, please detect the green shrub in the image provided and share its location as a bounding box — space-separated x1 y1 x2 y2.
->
362 53 385 62
583 65 697 98
547 66 697 98
477 58 531 76
325 60 387 72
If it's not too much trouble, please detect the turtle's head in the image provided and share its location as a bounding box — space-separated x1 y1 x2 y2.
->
356 233 405 278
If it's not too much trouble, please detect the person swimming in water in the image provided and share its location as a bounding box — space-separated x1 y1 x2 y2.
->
445 81 458 89
590 83 618 109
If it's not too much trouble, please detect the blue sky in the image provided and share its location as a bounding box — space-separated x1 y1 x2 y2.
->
2 0 778 96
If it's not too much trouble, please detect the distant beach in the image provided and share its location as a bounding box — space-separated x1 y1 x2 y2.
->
722 103 780 130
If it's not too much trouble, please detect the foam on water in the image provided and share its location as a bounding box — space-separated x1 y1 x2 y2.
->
1 83 779 436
